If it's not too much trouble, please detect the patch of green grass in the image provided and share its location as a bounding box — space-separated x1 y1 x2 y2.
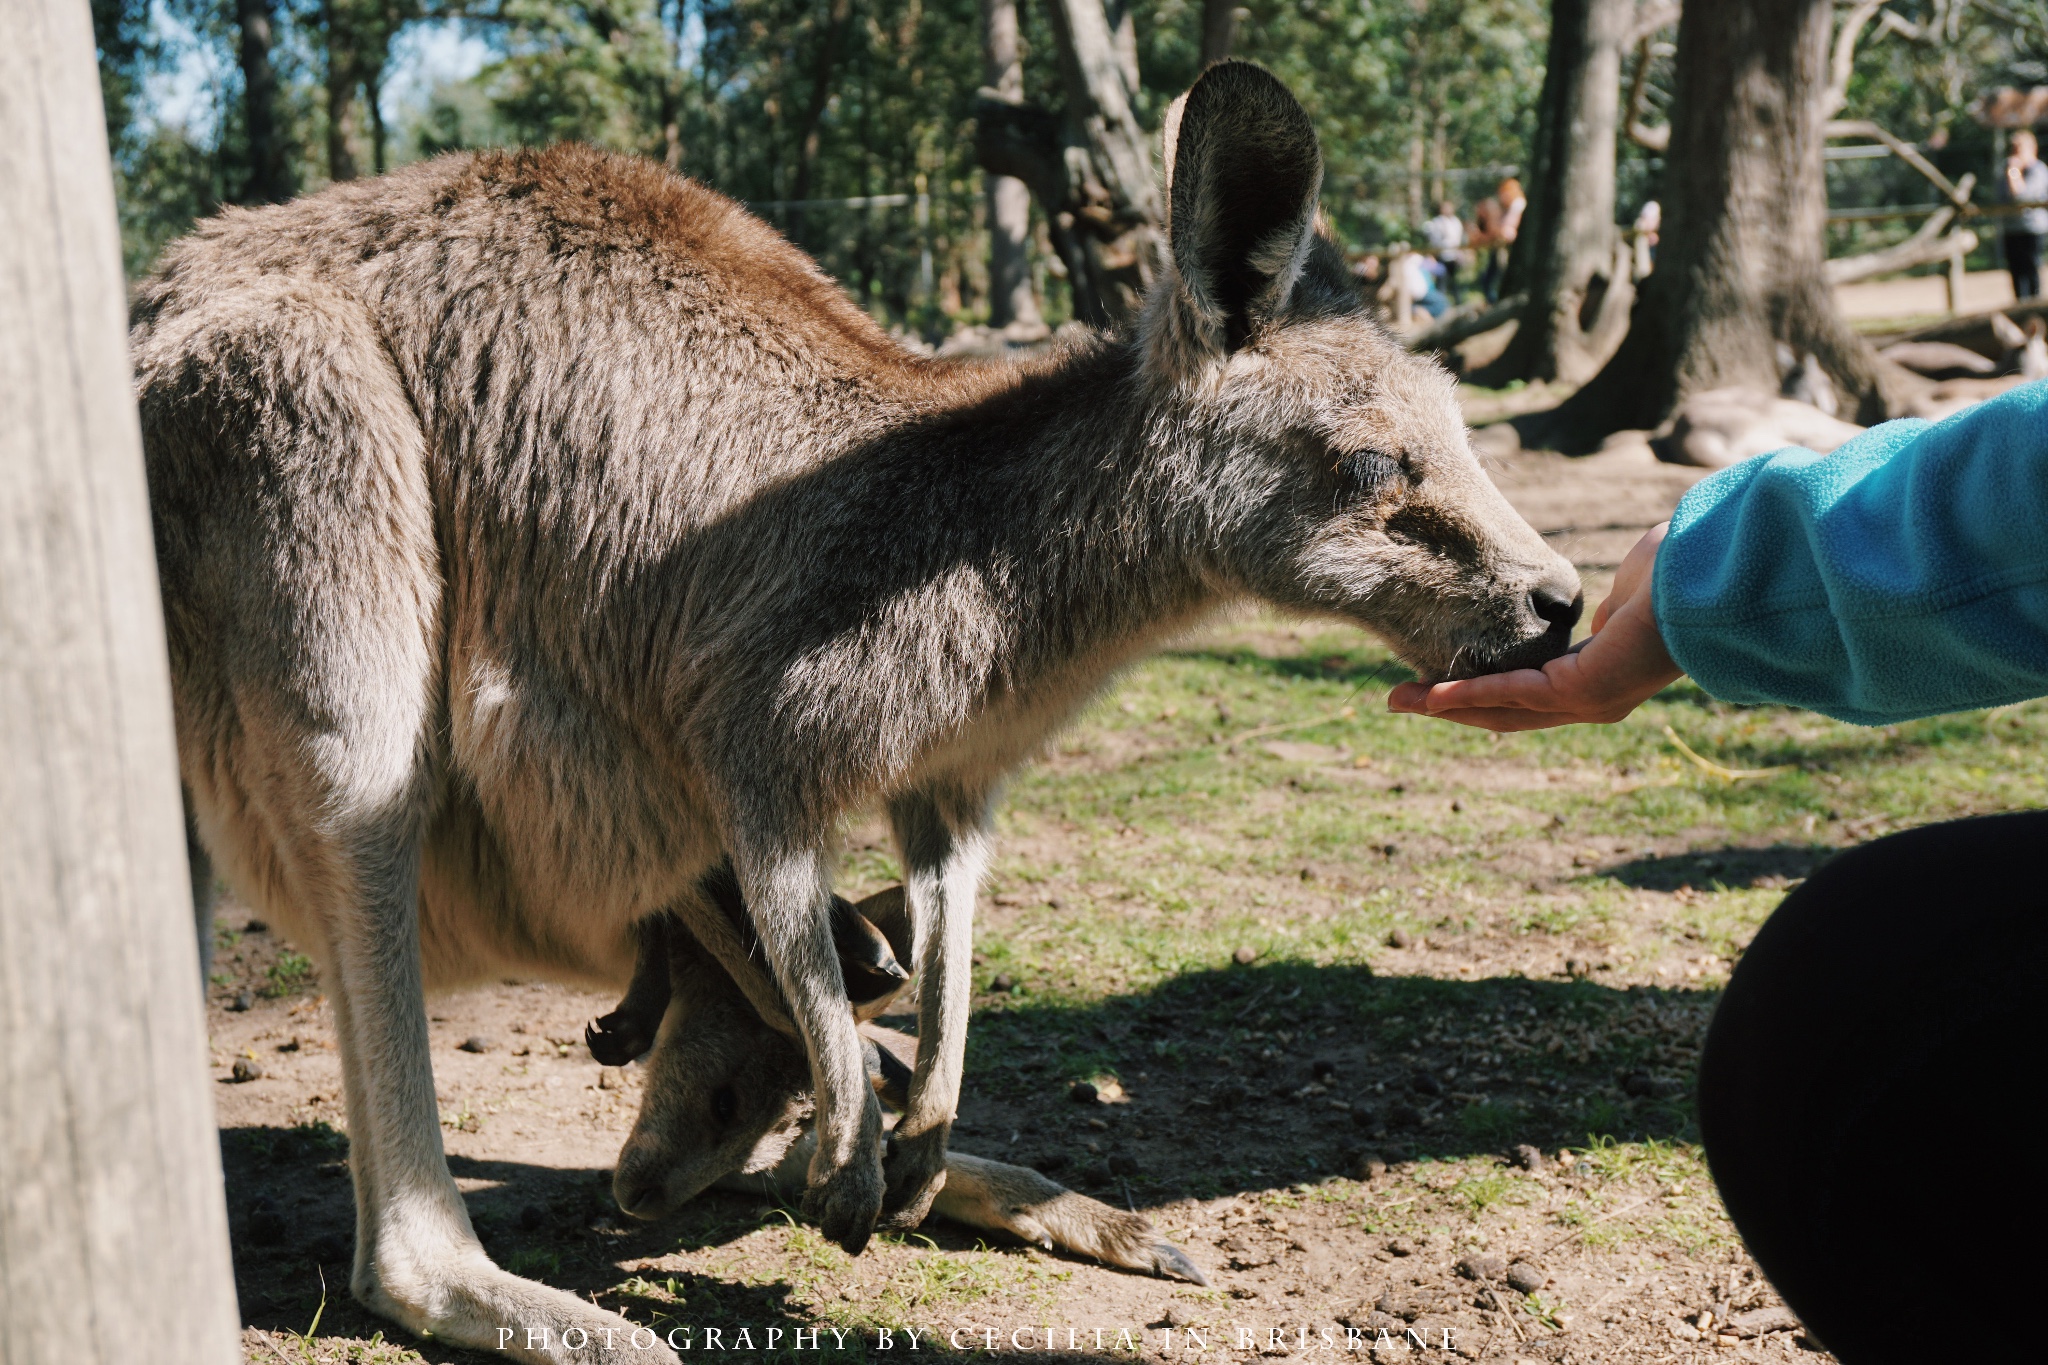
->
265 949 315 996
503 1247 561 1278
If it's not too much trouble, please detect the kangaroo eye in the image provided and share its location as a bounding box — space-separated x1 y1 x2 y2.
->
711 1085 738 1126
1333 452 1397 502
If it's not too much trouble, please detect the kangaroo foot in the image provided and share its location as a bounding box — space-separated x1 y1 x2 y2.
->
801 1149 883 1254
879 1123 950 1229
357 1250 680 1363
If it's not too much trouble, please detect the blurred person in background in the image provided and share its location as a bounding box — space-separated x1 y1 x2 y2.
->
1477 176 1525 302
1424 200 1467 301
1632 199 1662 280
2004 129 2046 299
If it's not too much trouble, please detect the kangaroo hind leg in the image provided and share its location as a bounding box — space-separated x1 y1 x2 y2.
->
146 283 671 1363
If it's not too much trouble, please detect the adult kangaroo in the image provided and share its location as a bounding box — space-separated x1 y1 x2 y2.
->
138 61 1578 1363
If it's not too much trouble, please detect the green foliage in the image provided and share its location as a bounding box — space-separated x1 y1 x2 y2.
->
93 0 2048 312
1240 0 1548 243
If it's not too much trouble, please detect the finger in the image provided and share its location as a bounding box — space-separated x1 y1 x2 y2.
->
1419 667 1565 713
1410 706 1602 732
1387 681 1431 713
1588 593 1617 635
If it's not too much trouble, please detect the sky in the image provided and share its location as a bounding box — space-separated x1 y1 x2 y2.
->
136 3 494 145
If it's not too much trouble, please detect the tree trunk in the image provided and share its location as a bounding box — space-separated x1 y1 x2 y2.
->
981 0 1043 332
236 0 289 201
1200 0 1237 67
785 0 854 243
0 3 242 1361
1482 0 1635 385
1532 0 1909 450
1043 0 1164 325
325 0 362 183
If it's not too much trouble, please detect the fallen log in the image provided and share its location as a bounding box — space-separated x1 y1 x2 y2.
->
1825 215 1975 285
1404 293 1526 353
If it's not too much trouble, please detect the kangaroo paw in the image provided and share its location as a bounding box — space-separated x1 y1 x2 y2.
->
801 1154 883 1254
879 1124 949 1229
583 1012 653 1067
1148 1239 1210 1286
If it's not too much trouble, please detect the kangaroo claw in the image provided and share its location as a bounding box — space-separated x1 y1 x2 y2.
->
1150 1240 1210 1286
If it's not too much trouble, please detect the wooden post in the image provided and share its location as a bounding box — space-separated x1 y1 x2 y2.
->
1946 240 1965 315
0 4 242 1363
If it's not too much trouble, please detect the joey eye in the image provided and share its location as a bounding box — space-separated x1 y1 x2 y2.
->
711 1085 738 1126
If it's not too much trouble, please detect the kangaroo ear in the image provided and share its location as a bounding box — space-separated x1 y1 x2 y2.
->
1166 61 1323 353
1991 312 2027 350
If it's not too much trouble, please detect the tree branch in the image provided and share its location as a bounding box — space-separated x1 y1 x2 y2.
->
1824 0 1887 118
1624 0 1680 47
1625 36 1669 152
1406 294 1528 353
1825 223 1977 284
1826 119 1973 206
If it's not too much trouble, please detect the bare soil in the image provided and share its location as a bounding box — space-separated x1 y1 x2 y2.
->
213 443 1831 1365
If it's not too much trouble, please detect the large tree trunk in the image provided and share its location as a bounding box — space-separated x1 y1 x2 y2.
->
981 0 1044 332
1 3 242 1360
1483 0 1635 385
1533 0 1908 450
235 0 289 202
1200 0 1237 66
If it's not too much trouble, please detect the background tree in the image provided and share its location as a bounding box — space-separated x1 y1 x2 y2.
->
981 0 1046 332
1532 0 1913 449
1481 0 1674 385
1200 0 1237 67
234 0 291 200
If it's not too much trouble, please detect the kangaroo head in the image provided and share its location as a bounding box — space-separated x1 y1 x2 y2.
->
611 930 814 1221
1144 62 1580 681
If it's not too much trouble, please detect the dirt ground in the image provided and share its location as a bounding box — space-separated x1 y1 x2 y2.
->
210 437 1838 1365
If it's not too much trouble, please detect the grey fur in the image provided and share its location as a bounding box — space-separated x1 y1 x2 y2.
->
137 60 1574 1364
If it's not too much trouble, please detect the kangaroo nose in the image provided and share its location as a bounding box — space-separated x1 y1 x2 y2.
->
617 1180 669 1221
1530 582 1583 632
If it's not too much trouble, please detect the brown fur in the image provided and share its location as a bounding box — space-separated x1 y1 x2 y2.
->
139 62 1575 1363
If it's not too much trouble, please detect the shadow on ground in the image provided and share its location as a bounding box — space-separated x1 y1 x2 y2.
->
1602 842 1836 891
223 961 1721 1360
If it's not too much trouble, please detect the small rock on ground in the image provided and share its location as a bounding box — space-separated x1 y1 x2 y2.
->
1457 1253 1507 1281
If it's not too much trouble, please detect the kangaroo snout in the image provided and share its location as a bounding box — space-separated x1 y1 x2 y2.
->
1474 561 1584 677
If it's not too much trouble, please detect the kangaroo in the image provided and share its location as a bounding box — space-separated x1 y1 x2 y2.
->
599 886 1207 1284
138 60 1577 1362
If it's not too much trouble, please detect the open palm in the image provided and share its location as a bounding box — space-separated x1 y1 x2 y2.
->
1387 524 1682 731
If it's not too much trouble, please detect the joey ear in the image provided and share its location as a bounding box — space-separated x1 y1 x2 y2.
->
1166 61 1323 353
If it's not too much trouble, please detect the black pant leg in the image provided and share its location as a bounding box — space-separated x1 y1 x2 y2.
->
2005 231 2042 300
1699 811 2048 1363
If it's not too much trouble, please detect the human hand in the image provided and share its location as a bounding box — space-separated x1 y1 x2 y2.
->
1387 523 1682 731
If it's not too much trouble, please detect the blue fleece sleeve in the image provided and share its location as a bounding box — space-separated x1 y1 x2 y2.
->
1652 380 2048 726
